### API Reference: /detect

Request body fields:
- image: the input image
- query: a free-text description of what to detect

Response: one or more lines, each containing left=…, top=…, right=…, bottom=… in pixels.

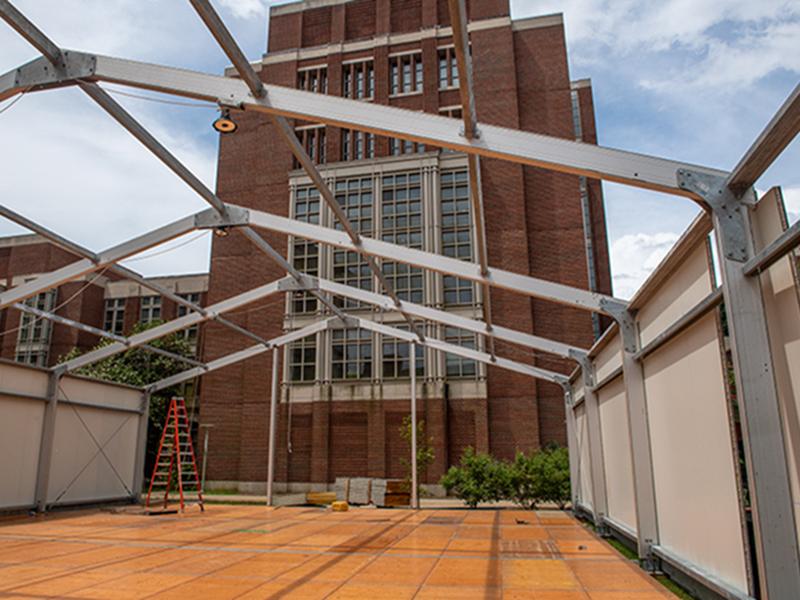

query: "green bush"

left=442, top=445, right=571, bottom=509
left=440, top=447, right=511, bottom=508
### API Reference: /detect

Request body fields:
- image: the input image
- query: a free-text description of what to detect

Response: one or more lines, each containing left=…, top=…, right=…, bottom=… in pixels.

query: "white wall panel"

left=637, top=241, right=714, bottom=347
left=751, top=187, right=800, bottom=545
left=644, top=313, right=749, bottom=592
left=597, top=376, right=637, bottom=532
left=594, top=332, right=622, bottom=384
left=0, top=395, right=43, bottom=509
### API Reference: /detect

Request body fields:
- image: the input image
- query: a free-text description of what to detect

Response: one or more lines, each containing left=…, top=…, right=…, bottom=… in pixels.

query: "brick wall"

left=201, top=0, right=612, bottom=487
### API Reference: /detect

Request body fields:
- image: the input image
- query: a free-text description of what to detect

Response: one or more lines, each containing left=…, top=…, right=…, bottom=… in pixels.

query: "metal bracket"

left=10, top=51, right=95, bottom=93
left=194, top=205, right=249, bottom=229
left=599, top=299, right=638, bottom=353
left=677, top=168, right=749, bottom=262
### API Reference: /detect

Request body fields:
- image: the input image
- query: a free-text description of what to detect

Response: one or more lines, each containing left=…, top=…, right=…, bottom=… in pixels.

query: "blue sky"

left=0, top=0, right=797, bottom=298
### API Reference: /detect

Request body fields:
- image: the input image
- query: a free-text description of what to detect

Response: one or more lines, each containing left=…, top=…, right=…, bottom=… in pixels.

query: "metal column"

left=410, top=342, right=419, bottom=510
left=266, top=347, right=280, bottom=507
left=34, top=370, right=62, bottom=512
left=131, top=391, right=151, bottom=502
left=582, top=363, right=609, bottom=533
left=679, top=170, right=800, bottom=599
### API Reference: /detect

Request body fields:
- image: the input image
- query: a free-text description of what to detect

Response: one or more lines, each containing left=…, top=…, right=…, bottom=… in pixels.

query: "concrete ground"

left=0, top=505, right=673, bottom=599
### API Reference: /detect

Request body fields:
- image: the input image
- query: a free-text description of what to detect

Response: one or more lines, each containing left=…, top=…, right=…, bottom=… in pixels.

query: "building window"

left=390, top=52, right=423, bottom=96
left=389, top=137, right=426, bottom=156
left=343, top=60, right=374, bottom=100
left=382, top=325, right=424, bottom=379
left=140, top=296, right=161, bottom=324
left=104, top=298, right=125, bottom=336
left=295, top=126, right=326, bottom=166
left=440, top=170, right=474, bottom=305
left=570, top=89, right=583, bottom=141
left=15, top=289, right=56, bottom=367
left=297, top=65, right=328, bottom=94
left=440, top=105, right=463, bottom=119
left=333, top=177, right=373, bottom=307
left=331, top=328, right=372, bottom=380
left=177, top=292, right=201, bottom=352
left=341, top=130, right=375, bottom=161
left=438, top=47, right=460, bottom=89
left=444, top=327, right=477, bottom=378
left=289, top=335, right=316, bottom=382
left=292, top=186, right=321, bottom=314
left=381, top=172, right=424, bottom=303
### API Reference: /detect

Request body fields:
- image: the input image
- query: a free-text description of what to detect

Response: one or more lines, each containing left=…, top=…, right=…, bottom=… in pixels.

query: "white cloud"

left=783, top=186, right=800, bottom=225
left=218, top=0, right=271, bottom=19
left=610, top=232, right=680, bottom=299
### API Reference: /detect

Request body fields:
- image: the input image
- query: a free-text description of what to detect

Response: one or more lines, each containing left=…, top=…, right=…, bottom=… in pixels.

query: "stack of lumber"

left=305, top=491, right=337, bottom=505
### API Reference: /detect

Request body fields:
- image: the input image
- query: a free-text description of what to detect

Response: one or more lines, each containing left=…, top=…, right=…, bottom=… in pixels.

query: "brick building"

left=0, top=234, right=208, bottom=368
left=200, top=0, right=612, bottom=493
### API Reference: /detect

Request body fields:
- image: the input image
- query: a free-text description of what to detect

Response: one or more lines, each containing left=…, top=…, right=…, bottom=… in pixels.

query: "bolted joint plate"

left=194, top=205, right=249, bottom=229
left=677, top=168, right=748, bottom=262
left=278, top=275, right=319, bottom=293
left=7, top=52, right=95, bottom=95
left=599, top=298, right=639, bottom=353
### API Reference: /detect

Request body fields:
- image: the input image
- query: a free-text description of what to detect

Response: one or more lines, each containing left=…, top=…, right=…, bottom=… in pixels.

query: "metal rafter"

left=0, top=211, right=206, bottom=310
left=0, top=52, right=729, bottom=198
left=188, top=0, right=426, bottom=343
left=15, top=302, right=205, bottom=370
left=728, top=83, right=800, bottom=193
left=0, top=0, right=61, bottom=65
left=240, top=204, right=626, bottom=315
left=447, top=0, right=495, bottom=360
left=0, top=204, right=275, bottom=351
left=58, top=278, right=289, bottom=374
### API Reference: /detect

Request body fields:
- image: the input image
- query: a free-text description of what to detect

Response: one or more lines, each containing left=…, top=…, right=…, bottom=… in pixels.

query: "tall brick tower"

left=200, top=0, right=612, bottom=494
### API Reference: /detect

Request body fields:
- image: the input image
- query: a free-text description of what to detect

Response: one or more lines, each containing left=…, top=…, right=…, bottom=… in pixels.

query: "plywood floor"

left=0, top=505, right=672, bottom=599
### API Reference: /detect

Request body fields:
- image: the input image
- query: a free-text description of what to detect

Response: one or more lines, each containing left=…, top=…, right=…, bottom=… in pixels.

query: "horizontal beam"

left=0, top=209, right=211, bottom=310
left=728, top=83, right=800, bottom=192
left=14, top=302, right=204, bottom=369
left=59, top=278, right=288, bottom=373
left=344, top=316, right=569, bottom=385
left=2, top=51, right=729, bottom=198
left=148, top=318, right=332, bottom=392
left=743, top=218, right=800, bottom=276
left=633, top=288, right=724, bottom=362
left=0, top=204, right=277, bottom=350
left=291, top=276, right=587, bottom=360
left=242, top=204, right=624, bottom=315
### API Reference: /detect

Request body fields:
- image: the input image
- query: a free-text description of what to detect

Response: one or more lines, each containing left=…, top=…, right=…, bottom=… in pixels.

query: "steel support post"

left=410, top=342, right=419, bottom=509
left=678, top=170, right=800, bottom=599
left=132, top=391, right=151, bottom=502
left=267, top=347, right=279, bottom=507
left=200, top=425, right=213, bottom=494
left=582, top=360, right=609, bottom=534
left=34, top=370, right=62, bottom=512
left=611, top=309, right=659, bottom=570
left=561, top=385, right=580, bottom=510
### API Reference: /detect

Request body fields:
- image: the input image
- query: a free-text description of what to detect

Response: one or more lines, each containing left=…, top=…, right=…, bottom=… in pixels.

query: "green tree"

left=59, top=321, right=198, bottom=484
left=399, top=416, right=435, bottom=498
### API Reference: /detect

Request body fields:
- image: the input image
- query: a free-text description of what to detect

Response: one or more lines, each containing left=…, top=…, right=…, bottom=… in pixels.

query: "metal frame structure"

left=0, top=1, right=798, bottom=596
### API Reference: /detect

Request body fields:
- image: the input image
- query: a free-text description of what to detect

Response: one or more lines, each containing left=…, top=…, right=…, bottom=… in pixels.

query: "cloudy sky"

left=0, top=0, right=797, bottom=298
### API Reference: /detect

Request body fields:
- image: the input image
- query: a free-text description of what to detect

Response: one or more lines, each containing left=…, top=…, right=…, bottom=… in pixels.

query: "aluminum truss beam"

left=0, top=0, right=61, bottom=65
left=345, top=317, right=568, bottom=384
left=0, top=204, right=275, bottom=351
left=0, top=210, right=212, bottom=310
left=447, top=0, right=495, bottom=359
left=743, top=216, right=800, bottom=276
left=286, top=275, right=587, bottom=360
left=14, top=302, right=205, bottom=370
left=76, top=80, right=348, bottom=323
left=188, top=0, right=424, bottom=342
left=148, top=318, right=333, bottom=392
left=59, top=278, right=288, bottom=373
left=0, top=51, right=729, bottom=198
left=728, top=83, right=800, bottom=193
left=242, top=204, right=626, bottom=315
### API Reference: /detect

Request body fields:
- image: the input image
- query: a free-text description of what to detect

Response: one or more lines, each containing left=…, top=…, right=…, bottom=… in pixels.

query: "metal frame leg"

left=411, top=342, right=419, bottom=510
left=34, top=370, right=62, bottom=512
left=266, top=347, right=279, bottom=507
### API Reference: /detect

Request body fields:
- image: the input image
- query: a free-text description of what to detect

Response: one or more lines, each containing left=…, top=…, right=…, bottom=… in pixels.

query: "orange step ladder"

left=146, top=397, right=204, bottom=513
